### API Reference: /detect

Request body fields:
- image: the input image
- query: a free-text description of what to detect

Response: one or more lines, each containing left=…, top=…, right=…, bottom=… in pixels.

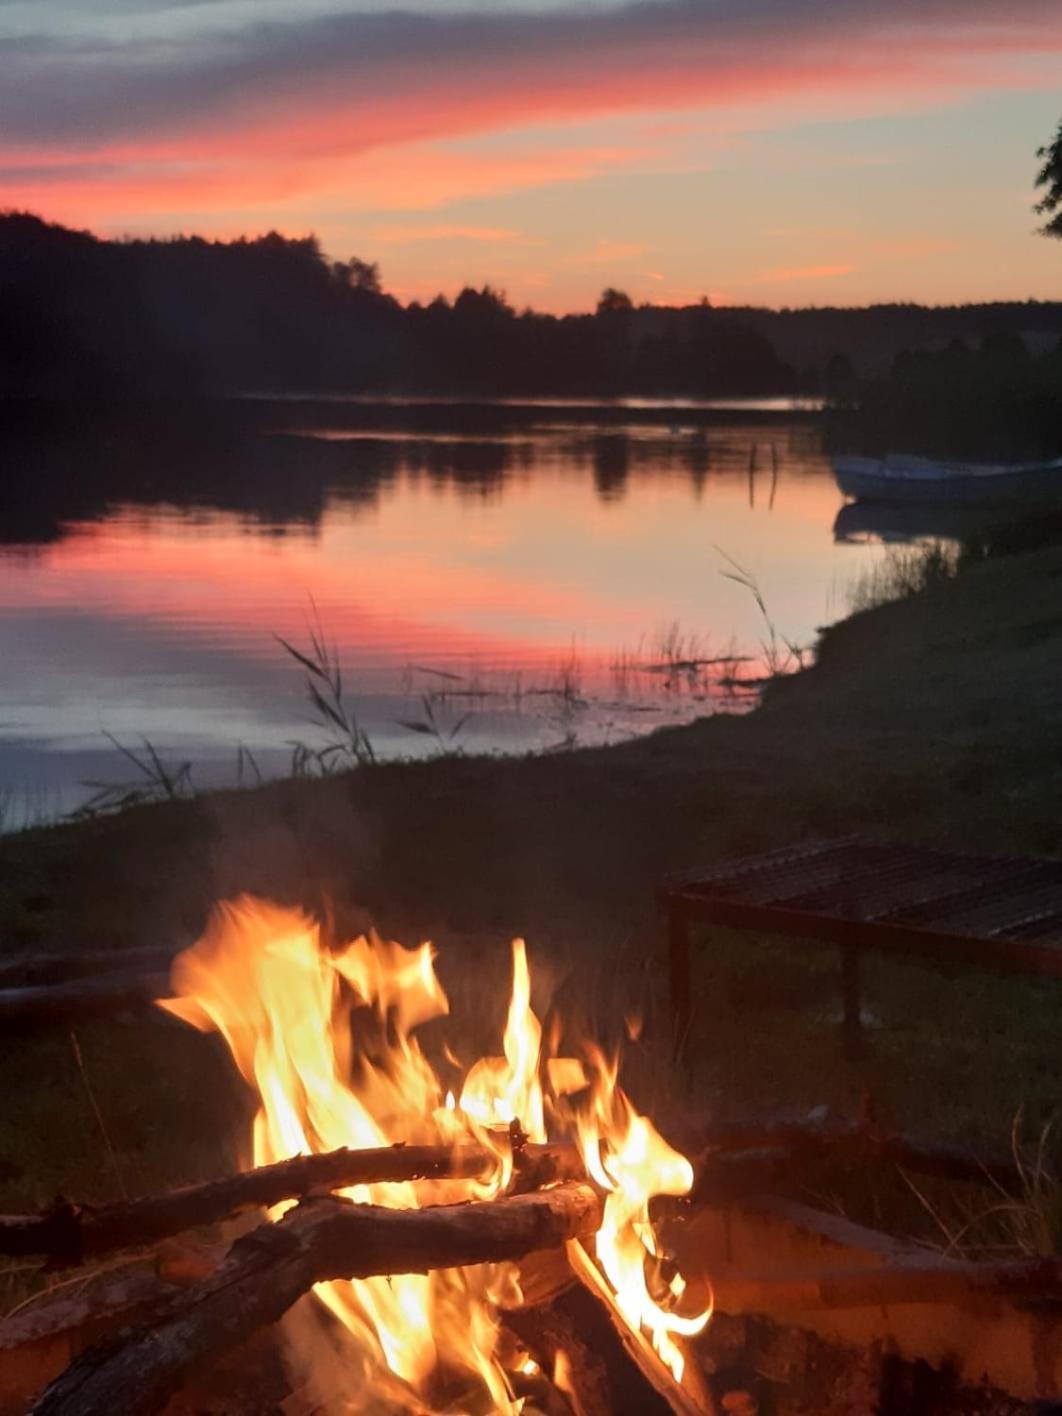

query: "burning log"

left=0, top=1140, right=580, bottom=1265
left=6, top=1113, right=1026, bottom=1267
left=566, top=1241, right=715, bottom=1416
left=31, top=1182, right=602, bottom=1416
left=505, top=1280, right=672, bottom=1416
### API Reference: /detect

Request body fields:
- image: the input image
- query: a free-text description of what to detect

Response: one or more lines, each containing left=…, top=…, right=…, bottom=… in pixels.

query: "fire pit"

left=24, top=897, right=713, bottom=1415
left=3, top=896, right=1060, bottom=1414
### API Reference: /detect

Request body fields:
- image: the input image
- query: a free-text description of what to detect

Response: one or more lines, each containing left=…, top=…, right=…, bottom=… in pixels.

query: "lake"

left=0, top=400, right=894, bottom=826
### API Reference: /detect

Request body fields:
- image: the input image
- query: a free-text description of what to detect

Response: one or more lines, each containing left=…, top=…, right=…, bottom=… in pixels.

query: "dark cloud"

left=1, top=0, right=1059, bottom=153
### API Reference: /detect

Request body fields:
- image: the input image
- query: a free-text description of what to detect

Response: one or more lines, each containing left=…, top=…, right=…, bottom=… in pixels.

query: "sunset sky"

left=3, top=0, right=1062, bottom=311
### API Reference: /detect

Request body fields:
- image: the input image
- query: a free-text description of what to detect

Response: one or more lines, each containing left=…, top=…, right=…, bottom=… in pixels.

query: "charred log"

left=506, top=1279, right=676, bottom=1416
left=0, top=1141, right=580, bottom=1265
left=566, top=1240, right=715, bottom=1416
left=31, top=1182, right=602, bottom=1416
left=2, top=1113, right=1036, bottom=1270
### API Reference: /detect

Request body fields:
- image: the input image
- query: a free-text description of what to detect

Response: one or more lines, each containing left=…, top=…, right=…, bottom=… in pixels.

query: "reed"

left=846, top=541, right=958, bottom=614
left=277, top=609, right=376, bottom=774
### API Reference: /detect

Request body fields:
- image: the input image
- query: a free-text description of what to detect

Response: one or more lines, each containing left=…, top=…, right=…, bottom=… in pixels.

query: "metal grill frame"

left=661, top=838, right=1062, bottom=1063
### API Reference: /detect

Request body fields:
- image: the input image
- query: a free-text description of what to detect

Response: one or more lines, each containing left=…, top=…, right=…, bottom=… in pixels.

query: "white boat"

left=833, top=453, right=1062, bottom=505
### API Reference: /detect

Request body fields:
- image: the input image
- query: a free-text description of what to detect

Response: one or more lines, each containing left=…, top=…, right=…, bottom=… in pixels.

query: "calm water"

left=0, top=405, right=893, bottom=825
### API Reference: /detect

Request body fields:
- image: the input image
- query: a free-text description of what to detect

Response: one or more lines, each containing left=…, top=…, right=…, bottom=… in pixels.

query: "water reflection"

left=0, top=404, right=887, bottom=825
left=833, top=499, right=990, bottom=545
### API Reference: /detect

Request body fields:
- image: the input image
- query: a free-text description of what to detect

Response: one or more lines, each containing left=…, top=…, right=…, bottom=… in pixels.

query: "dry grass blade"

left=278, top=608, right=375, bottom=773
left=69, top=735, right=194, bottom=819
left=899, top=1110, right=1061, bottom=1260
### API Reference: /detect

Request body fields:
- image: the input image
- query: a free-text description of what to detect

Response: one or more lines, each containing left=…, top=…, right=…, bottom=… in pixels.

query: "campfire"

left=41, top=897, right=713, bottom=1414
left=9, top=895, right=1060, bottom=1414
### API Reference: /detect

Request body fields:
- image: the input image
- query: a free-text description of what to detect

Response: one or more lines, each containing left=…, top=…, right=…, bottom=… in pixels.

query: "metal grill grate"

left=662, top=839, right=1062, bottom=1063
left=667, top=839, right=1062, bottom=950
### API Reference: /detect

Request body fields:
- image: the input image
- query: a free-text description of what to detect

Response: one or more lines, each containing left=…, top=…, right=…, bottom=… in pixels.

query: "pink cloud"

left=0, top=142, right=649, bottom=229
left=2, top=0, right=1060, bottom=229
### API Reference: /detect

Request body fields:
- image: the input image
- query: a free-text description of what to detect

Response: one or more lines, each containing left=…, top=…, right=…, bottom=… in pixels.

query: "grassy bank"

left=1, top=538, right=1060, bottom=1237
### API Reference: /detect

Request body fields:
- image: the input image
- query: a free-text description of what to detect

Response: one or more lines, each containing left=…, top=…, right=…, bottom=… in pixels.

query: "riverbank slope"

left=1, top=540, right=1060, bottom=1208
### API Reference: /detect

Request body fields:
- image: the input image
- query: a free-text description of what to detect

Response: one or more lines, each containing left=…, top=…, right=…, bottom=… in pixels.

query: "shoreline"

left=0, top=538, right=1059, bottom=1209
left=3, top=536, right=1059, bottom=947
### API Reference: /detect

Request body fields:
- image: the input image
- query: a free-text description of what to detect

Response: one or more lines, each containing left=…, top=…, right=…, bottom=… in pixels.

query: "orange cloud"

left=566, top=239, right=650, bottom=266
left=757, top=263, right=857, bottom=283
left=370, top=224, right=536, bottom=246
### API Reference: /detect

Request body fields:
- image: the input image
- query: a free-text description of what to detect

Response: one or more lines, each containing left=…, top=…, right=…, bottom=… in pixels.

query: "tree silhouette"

left=1035, top=118, right=1062, bottom=238
left=596, top=287, right=633, bottom=315
left=334, top=257, right=383, bottom=294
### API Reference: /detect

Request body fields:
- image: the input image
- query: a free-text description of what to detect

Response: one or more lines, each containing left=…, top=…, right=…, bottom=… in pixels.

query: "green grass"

left=681, top=926, right=1060, bottom=1141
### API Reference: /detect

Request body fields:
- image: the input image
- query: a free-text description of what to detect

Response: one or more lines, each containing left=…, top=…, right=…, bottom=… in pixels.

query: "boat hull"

left=833, top=455, right=1062, bottom=505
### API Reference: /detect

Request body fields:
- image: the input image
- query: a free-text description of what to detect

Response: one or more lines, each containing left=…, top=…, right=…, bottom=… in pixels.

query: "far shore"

left=0, top=392, right=823, bottom=440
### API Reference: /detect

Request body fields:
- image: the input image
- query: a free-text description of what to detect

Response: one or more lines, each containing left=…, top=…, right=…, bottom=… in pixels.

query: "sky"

left=2, top=0, right=1062, bottom=311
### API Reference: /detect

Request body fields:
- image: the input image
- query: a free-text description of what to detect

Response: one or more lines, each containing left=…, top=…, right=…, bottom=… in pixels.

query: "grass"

left=394, top=694, right=473, bottom=754
left=70, top=733, right=194, bottom=820
left=715, top=551, right=810, bottom=678
left=277, top=611, right=376, bottom=774
left=846, top=540, right=959, bottom=614
left=0, top=537, right=1059, bottom=1281
left=901, top=1114, right=1062, bottom=1261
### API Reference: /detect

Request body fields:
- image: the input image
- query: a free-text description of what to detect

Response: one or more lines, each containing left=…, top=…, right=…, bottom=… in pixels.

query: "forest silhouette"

left=5, top=211, right=1062, bottom=405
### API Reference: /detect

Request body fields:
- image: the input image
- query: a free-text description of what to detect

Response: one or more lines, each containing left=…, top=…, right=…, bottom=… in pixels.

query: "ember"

left=157, top=896, right=711, bottom=1413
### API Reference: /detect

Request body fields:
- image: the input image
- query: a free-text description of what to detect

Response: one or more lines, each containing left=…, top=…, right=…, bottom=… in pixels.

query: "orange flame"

left=160, top=896, right=709, bottom=1409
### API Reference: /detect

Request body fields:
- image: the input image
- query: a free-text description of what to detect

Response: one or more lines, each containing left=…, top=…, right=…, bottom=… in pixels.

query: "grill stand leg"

left=842, top=944, right=864, bottom=1062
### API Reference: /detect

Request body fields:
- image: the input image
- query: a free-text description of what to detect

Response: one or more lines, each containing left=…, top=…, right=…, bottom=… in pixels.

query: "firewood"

left=0, top=1140, right=581, bottom=1264
left=506, top=1278, right=675, bottom=1416
left=566, top=1240, right=715, bottom=1416
left=30, top=1181, right=602, bottom=1416
left=2, top=1115, right=1029, bottom=1270
left=0, top=1260, right=210, bottom=1416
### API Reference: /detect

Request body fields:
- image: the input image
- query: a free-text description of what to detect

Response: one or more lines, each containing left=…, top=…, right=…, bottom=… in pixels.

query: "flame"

left=571, top=1045, right=712, bottom=1382
left=160, top=896, right=709, bottom=1410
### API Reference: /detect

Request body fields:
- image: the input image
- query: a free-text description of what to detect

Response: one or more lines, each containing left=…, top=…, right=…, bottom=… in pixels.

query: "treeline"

left=0, top=213, right=793, bottom=399
left=737, top=302, right=1062, bottom=378
left=826, top=334, right=1062, bottom=460
left=5, top=213, right=1062, bottom=416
